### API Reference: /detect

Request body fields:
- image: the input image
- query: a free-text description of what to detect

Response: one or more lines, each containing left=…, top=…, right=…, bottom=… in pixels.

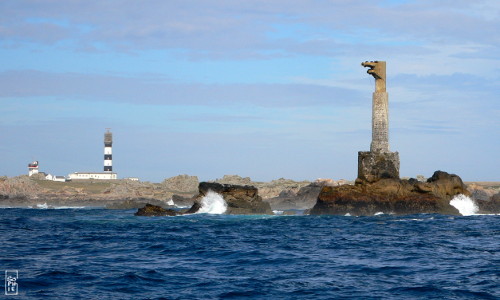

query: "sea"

left=0, top=195, right=498, bottom=299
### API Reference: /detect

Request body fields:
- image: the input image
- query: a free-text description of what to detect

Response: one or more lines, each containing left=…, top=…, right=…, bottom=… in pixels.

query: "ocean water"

left=0, top=205, right=498, bottom=299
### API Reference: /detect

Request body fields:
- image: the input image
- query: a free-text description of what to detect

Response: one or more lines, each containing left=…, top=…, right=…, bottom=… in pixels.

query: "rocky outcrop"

left=0, top=175, right=201, bottom=208
left=136, top=182, right=273, bottom=216
left=162, top=175, right=199, bottom=193
left=265, top=179, right=354, bottom=210
left=476, top=197, right=500, bottom=214
left=467, top=182, right=499, bottom=202
left=310, top=171, right=471, bottom=216
left=105, top=198, right=173, bottom=210
left=190, top=182, right=273, bottom=215
left=0, top=176, right=40, bottom=200
left=214, top=175, right=310, bottom=199
left=134, top=204, right=179, bottom=216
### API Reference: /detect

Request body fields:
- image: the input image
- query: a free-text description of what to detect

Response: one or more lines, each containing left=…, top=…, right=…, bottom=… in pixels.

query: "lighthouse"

left=28, top=161, right=39, bottom=176
left=104, top=129, right=113, bottom=172
left=357, top=61, right=400, bottom=183
left=67, top=129, right=118, bottom=180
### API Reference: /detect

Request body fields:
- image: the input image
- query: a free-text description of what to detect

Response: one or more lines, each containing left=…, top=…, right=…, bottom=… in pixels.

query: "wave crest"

left=196, top=190, right=227, bottom=214
left=450, top=194, right=478, bottom=216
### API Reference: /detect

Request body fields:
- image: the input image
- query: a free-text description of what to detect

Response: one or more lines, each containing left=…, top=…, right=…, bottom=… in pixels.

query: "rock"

left=214, top=175, right=253, bottom=186
left=188, top=182, right=273, bottom=215
left=134, top=204, right=179, bottom=216
left=213, top=175, right=310, bottom=199
left=492, top=192, right=500, bottom=202
left=266, top=182, right=324, bottom=210
left=310, top=171, right=471, bottom=216
left=106, top=198, right=172, bottom=210
left=265, top=179, right=355, bottom=210
left=162, top=175, right=199, bottom=193
left=424, top=171, right=470, bottom=200
left=467, top=183, right=498, bottom=202
left=476, top=197, right=500, bottom=214
left=171, top=194, right=195, bottom=207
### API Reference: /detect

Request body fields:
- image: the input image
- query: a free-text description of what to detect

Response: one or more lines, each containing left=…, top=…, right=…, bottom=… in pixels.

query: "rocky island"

left=308, top=61, right=498, bottom=216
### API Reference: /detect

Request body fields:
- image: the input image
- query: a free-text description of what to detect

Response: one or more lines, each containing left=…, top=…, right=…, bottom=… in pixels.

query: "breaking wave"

left=450, top=194, right=478, bottom=216
left=34, top=203, right=89, bottom=209
left=196, top=190, right=227, bottom=214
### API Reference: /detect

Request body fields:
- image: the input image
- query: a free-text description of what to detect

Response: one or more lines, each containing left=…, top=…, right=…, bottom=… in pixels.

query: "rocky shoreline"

left=1, top=174, right=499, bottom=215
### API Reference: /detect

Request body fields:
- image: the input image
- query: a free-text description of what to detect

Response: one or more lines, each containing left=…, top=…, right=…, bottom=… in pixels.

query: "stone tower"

left=357, top=61, right=400, bottom=183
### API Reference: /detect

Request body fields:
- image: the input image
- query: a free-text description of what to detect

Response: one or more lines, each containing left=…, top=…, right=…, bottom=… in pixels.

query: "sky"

left=1, top=0, right=499, bottom=182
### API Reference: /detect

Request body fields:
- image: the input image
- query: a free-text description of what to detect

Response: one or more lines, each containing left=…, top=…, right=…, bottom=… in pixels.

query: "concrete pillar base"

left=357, top=151, right=400, bottom=183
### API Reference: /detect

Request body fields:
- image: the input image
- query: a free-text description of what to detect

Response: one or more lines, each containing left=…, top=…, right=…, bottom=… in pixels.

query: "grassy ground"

left=34, top=180, right=112, bottom=194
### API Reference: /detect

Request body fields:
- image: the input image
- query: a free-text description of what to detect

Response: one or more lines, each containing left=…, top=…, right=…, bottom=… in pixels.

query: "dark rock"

left=310, top=171, right=470, bottom=216
left=134, top=204, right=179, bottom=216
left=106, top=198, right=171, bottom=210
left=470, top=189, right=490, bottom=202
left=184, top=202, right=201, bottom=214
left=476, top=197, right=500, bottom=214
left=188, top=182, right=273, bottom=215
left=171, top=194, right=195, bottom=206
left=492, top=192, right=500, bottom=202
left=265, top=182, right=325, bottom=210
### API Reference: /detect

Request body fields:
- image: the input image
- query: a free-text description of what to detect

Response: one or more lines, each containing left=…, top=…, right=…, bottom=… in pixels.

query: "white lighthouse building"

left=104, top=129, right=113, bottom=172
left=28, top=161, right=39, bottom=176
left=67, top=129, right=117, bottom=180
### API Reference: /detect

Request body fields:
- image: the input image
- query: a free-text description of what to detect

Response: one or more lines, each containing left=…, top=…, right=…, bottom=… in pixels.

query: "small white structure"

left=45, top=174, right=67, bottom=182
left=68, top=172, right=117, bottom=180
left=124, top=177, right=140, bottom=181
left=28, top=161, right=39, bottom=176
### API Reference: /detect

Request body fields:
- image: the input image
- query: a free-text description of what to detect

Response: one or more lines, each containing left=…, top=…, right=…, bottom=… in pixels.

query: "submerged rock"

left=134, top=204, right=179, bottom=216
left=310, top=171, right=471, bottom=216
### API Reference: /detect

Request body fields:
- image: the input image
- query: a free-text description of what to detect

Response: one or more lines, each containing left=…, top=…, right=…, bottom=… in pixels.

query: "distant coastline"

left=1, top=174, right=499, bottom=212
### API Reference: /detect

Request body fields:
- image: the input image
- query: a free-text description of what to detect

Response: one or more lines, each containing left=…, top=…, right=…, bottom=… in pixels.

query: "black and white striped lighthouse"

left=104, top=129, right=113, bottom=172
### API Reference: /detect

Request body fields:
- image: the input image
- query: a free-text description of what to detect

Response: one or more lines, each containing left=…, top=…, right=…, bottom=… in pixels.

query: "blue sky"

left=1, top=0, right=499, bottom=182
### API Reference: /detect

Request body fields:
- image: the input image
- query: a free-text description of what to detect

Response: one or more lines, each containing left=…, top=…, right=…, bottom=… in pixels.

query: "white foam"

left=450, top=194, right=479, bottom=216
left=374, top=212, right=384, bottom=216
left=273, top=210, right=284, bottom=215
left=166, top=199, right=175, bottom=206
left=36, top=203, right=49, bottom=209
left=53, top=206, right=87, bottom=209
left=196, top=190, right=227, bottom=214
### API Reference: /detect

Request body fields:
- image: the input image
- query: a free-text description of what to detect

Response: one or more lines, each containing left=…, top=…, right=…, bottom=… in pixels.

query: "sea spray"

left=450, top=194, right=478, bottom=216
left=197, top=190, right=227, bottom=214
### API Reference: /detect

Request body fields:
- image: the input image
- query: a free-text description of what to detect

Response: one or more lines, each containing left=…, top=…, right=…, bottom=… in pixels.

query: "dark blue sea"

left=0, top=208, right=498, bottom=299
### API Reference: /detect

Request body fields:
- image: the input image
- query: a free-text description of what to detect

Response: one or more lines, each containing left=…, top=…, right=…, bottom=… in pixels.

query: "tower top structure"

left=104, top=129, right=112, bottom=147
left=361, top=61, right=386, bottom=93
left=357, top=60, right=400, bottom=183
